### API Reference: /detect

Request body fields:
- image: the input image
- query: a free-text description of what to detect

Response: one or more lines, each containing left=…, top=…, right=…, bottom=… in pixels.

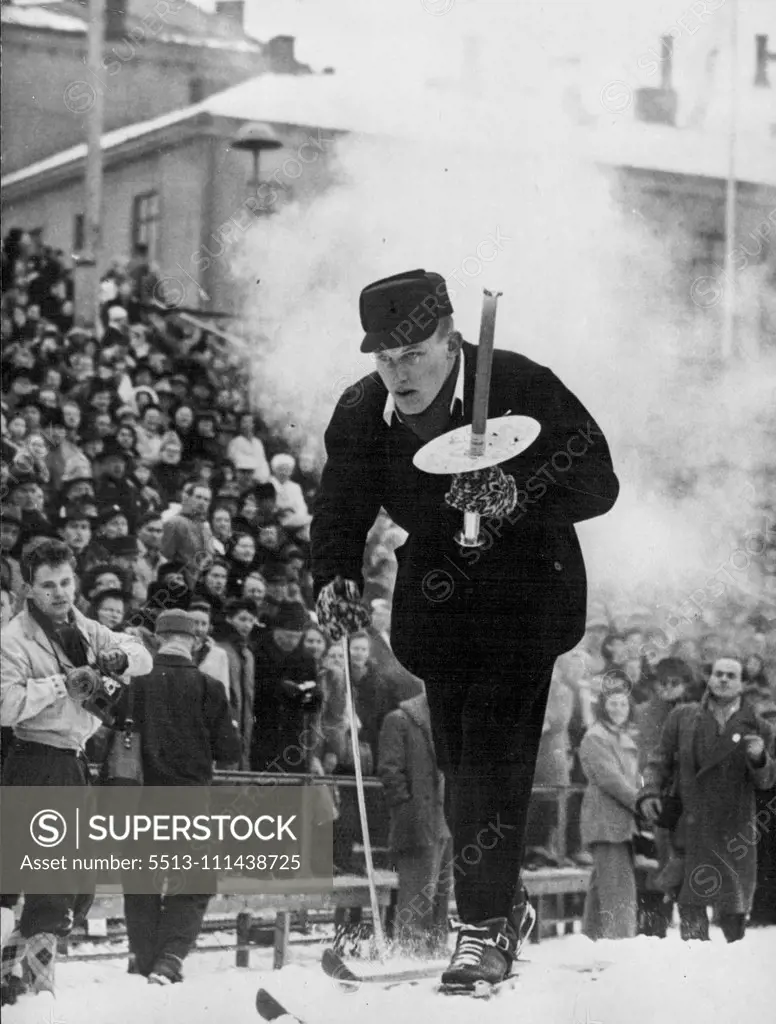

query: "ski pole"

left=341, top=633, right=387, bottom=957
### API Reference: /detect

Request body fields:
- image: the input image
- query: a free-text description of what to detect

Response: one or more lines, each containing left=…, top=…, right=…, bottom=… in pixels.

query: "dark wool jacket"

left=312, top=342, right=619, bottom=670
left=251, top=632, right=319, bottom=773
left=126, top=651, right=241, bottom=785
left=641, top=695, right=776, bottom=913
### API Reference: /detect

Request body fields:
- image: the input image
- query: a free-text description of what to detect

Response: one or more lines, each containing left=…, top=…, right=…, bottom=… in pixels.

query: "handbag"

left=103, top=685, right=143, bottom=787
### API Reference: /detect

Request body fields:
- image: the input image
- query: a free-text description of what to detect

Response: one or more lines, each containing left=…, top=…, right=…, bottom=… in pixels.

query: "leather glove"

left=64, top=666, right=103, bottom=702
left=445, top=465, right=518, bottom=518
left=97, top=649, right=129, bottom=675
left=316, top=576, right=371, bottom=642
left=637, top=795, right=663, bottom=826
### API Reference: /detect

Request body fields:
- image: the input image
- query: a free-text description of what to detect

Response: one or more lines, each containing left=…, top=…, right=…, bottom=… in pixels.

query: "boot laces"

left=449, top=927, right=489, bottom=968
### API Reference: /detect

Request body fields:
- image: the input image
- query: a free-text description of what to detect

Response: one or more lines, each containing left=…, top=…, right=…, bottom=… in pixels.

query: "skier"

left=312, top=269, right=619, bottom=989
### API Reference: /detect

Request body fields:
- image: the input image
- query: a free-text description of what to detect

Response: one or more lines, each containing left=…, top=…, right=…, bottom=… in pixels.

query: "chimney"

left=105, top=0, right=126, bottom=41
left=755, top=35, right=776, bottom=87
left=634, top=36, right=677, bottom=126
left=215, top=1, right=245, bottom=28
left=267, top=35, right=296, bottom=73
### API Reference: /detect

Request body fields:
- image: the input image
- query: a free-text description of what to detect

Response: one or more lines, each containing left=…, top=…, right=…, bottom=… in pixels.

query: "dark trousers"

left=638, top=890, right=672, bottom=938
left=422, top=647, right=555, bottom=923
left=123, top=879, right=212, bottom=976
left=2, top=740, right=94, bottom=938
left=678, top=904, right=747, bottom=943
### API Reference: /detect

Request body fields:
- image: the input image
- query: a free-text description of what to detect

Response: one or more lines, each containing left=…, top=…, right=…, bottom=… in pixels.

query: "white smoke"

left=229, top=0, right=775, bottom=623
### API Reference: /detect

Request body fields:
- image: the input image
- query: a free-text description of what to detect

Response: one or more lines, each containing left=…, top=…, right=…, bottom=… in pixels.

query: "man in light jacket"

left=0, top=538, right=152, bottom=1003
left=161, top=479, right=216, bottom=589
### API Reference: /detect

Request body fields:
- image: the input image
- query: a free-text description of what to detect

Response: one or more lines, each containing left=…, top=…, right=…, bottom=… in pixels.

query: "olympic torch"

left=413, top=288, right=541, bottom=546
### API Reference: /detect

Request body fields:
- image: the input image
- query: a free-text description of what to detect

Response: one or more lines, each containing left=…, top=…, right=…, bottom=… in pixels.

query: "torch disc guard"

left=412, top=415, right=541, bottom=475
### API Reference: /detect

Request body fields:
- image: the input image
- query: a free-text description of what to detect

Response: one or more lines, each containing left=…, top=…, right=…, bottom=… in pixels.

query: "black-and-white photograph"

left=1, top=1, right=774, bottom=1022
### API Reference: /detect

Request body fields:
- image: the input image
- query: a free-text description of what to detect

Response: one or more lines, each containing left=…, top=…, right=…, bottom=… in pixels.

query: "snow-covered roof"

left=1, top=4, right=86, bottom=33
left=1, top=0, right=264, bottom=52
left=3, top=70, right=775, bottom=193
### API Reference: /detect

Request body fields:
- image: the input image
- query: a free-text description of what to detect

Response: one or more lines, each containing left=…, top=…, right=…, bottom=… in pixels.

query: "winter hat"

left=108, top=305, right=129, bottom=324
left=100, top=535, right=140, bottom=557
left=96, top=504, right=127, bottom=528
left=254, top=482, right=277, bottom=501
left=262, top=562, right=289, bottom=584
left=56, top=501, right=99, bottom=526
left=155, top=609, right=197, bottom=637
left=270, top=453, right=296, bottom=473
left=94, top=437, right=131, bottom=463
left=273, top=601, right=309, bottom=633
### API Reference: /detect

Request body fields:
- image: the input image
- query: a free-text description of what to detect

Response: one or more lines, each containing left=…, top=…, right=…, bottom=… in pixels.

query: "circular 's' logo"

left=30, top=809, right=67, bottom=848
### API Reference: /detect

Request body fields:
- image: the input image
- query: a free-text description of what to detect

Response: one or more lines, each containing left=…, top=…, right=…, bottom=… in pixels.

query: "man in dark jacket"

left=312, top=269, right=619, bottom=987
left=251, top=601, right=320, bottom=773
left=640, top=654, right=776, bottom=944
left=122, top=610, right=241, bottom=984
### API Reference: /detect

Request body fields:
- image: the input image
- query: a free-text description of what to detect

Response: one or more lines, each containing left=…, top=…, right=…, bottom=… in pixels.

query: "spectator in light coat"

left=161, top=480, right=215, bottom=589
left=579, top=683, right=640, bottom=940
left=227, top=414, right=270, bottom=484
left=218, top=598, right=257, bottom=771
left=189, top=600, right=231, bottom=701
left=270, top=453, right=312, bottom=537
left=525, top=660, right=574, bottom=868
left=378, top=691, right=452, bottom=954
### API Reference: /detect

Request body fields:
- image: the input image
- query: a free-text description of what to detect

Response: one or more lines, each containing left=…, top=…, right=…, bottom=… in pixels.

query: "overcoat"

left=579, top=720, right=640, bottom=846
left=378, top=694, right=451, bottom=853
left=642, top=696, right=776, bottom=913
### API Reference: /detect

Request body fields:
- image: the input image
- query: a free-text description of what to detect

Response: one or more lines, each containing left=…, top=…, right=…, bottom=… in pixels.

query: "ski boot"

left=440, top=917, right=517, bottom=993
left=148, top=953, right=183, bottom=985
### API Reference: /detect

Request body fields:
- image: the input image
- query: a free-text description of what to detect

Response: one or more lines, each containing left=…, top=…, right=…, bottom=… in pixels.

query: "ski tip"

left=321, top=948, right=359, bottom=984
left=256, top=987, right=290, bottom=1021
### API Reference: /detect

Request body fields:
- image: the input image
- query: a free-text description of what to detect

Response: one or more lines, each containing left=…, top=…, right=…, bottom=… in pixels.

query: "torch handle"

left=470, top=289, right=502, bottom=458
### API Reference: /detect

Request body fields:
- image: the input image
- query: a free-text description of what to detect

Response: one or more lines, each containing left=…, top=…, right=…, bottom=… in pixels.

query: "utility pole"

left=74, top=0, right=105, bottom=331
left=721, top=0, right=738, bottom=360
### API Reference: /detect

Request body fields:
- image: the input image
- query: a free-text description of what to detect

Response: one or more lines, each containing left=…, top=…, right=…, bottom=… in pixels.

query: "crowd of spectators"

left=0, top=227, right=417, bottom=876
left=2, top=225, right=775, bottom=943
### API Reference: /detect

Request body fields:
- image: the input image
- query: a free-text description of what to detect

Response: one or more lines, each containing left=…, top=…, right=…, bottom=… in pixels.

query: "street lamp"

left=231, top=122, right=283, bottom=211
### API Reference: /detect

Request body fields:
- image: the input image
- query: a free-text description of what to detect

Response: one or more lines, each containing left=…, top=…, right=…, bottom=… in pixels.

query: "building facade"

left=1, top=0, right=309, bottom=174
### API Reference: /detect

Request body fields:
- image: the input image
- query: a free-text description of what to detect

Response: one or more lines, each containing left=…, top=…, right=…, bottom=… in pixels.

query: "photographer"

left=0, top=538, right=151, bottom=1001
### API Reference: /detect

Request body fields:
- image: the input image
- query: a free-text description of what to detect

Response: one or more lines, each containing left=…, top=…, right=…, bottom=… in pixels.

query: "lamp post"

left=73, top=0, right=105, bottom=331
left=231, top=122, right=283, bottom=213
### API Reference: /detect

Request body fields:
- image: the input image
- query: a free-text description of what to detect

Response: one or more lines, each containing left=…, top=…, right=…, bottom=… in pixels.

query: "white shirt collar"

left=382, top=349, right=465, bottom=426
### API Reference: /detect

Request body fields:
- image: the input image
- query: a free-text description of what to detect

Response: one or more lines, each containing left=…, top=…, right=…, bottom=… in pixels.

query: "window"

left=132, top=192, right=160, bottom=261
left=73, top=213, right=85, bottom=253
left=189, top=77, right=205, bottom=103
left=691, top=231, right=725, bottom=280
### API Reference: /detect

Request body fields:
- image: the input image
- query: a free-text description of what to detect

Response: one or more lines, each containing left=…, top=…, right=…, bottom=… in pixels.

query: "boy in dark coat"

left=121, top=610, right=241, bottom=983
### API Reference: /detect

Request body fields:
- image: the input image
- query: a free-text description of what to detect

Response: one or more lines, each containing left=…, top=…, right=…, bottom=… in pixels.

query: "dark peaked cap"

left=359, top=269, right=453, bottom=353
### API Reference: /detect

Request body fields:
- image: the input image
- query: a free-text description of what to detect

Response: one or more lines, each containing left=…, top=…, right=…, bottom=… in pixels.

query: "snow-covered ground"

left=4, top=926, right=774, bottom=1024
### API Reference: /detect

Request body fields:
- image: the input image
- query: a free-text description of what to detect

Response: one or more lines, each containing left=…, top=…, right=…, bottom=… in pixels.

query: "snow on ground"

left=3, top=926, right=774, bottom=1024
